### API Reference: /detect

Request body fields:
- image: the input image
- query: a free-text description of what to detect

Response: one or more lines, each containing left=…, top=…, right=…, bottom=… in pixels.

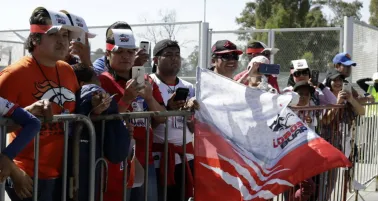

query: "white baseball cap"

left=247, top=55, right=270, bottom=70
left=373, top=72, right=378, bottom=81
left=106, top=29, right=137, bottom=51
left=60, top=10, right=96, bottom=39
left=291, top=59, right=309, bottom=72
left=30, top=7, right=84, bottom=39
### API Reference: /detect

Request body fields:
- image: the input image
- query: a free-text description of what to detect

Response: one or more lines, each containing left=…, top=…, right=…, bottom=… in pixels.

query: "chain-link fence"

left=209, top=29, right=269, bottom=76
left=0, top=22, right=201, bottom=82
left=208, top=27, right=343, bottom=89
left=0, top=29, right=29, bottom=70
left=350, top=20, right=378, bottom=83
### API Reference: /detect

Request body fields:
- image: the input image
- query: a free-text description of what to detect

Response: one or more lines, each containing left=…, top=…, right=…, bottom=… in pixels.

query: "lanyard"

left=33, top=56, right=64, bottom=111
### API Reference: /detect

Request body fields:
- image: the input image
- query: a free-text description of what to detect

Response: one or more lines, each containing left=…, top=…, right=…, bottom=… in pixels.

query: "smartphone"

left=258, top=64, right=280, bottom=75
left=342, top=82, right=352, bottom=93
left=140, top=41, right=150, bottom=52
left=174, top=88, right=190, bottom=101
left=132, top=66, right=145, bottom=88
left=311, top=70, right=319, bottom=85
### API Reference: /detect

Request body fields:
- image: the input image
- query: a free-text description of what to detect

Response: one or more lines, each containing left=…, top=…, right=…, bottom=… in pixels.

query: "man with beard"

left=149, top=39, right=195, bottom=201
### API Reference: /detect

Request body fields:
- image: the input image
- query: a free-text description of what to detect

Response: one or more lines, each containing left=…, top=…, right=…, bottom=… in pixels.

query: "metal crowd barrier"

left=349, top=103, right=378, bottom=200
left=1, top=105, right=377, bottom=201
left=91, top=110, right=193, bottom=201
left=0, top=114, right=96, bottom=201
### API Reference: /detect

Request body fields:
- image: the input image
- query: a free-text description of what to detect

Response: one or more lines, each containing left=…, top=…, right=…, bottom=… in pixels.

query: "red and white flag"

left=194, top=68, right=351, bottom=200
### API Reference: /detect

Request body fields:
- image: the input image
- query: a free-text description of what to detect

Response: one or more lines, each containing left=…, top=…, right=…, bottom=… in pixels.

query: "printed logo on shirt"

left=167, top=88, right=175, bottom=94
left=33, top=80, right=75, bottom=107
left=130, top=97, right=148, bottom=127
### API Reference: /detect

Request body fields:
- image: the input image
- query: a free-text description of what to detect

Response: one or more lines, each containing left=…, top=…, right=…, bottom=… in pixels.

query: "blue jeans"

left=128, top=164, right=158, bottom=201
left=5, top=177, right=62, bottom=201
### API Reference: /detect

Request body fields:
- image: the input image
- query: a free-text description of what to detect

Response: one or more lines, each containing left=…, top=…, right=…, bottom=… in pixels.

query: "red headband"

left=106, top=43, right=115, bottom=51
left=246, top=48, right=264, bottom=54
left=30, top=24, right=53, bottom=33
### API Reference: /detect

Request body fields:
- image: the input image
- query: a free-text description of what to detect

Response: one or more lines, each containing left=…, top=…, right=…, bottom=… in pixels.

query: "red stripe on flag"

left=194, top=120, right=351, bottom=201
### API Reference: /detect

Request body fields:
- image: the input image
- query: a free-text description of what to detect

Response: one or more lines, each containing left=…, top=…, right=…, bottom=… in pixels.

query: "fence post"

left=343, top=16, right=354, bottom=82
left=343, top=16, right=354, bottom=56
left=199, top=22, right=210, bottom=69
left=270, top=30, right=275, bottom=64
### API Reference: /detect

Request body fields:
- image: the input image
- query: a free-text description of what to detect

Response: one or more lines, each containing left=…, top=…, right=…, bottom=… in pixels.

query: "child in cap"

left=284, top=59, right=336, bottom=105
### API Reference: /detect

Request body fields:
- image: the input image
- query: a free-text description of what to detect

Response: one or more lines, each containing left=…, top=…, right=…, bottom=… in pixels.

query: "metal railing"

left=0, top=114, right=96, bottom=201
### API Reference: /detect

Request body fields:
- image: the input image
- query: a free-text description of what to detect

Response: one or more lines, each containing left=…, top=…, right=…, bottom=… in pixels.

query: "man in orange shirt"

left=0, top=7, right=88, bottom=201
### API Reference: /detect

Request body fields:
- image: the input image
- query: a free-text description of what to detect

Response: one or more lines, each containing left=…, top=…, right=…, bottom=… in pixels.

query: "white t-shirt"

left=150, top=74, right=195, bottom=166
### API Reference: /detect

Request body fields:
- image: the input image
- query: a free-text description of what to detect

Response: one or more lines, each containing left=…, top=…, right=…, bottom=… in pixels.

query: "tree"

left=235, top=0, right=362, bottom=73
left=187, top=46, right=199, bottom=68
left=370, top=0, right=378, bottom=26
left=138, top=9, right=194, bottom=47
left=325, top=0, right=363, bottom=26
left=138, top=9, right=197, bottom=76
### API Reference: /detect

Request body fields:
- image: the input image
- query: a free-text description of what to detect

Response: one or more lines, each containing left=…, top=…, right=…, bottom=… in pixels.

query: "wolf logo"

left=269, top=113, right=295, bottom=132
left=33, top=81, right=75, bottom=107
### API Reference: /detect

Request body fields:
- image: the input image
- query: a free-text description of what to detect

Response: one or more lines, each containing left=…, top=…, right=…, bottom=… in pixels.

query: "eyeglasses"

left=293, top=70, right=310, bottom=77
left=215, top=53, right=239, bottom=61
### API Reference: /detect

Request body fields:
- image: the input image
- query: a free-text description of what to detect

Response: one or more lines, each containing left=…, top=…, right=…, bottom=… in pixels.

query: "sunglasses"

left=293, top=70, right=310, bottom=77
left=215, top=53, right=239, bottom=61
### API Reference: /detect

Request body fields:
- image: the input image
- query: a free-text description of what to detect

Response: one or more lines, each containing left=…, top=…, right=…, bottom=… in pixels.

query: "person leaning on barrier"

left=357, top=72, right=378, bottom=102
left=0, top=98, right=41, bottom=183
left=69, top=63, right=131, bottom=201
left=97, top=24, right=166, bottom=201
left=0, top=7, right=109, bottom=201
left=92, top=21, right=149, bottom=75
left=149, top=39, right=198, bottom=201
left=234, top=41, right=280, bottom=93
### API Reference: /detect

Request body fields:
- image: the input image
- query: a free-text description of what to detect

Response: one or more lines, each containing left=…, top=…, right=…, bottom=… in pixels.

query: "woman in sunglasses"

left=284, top=59, right=336, bottom=106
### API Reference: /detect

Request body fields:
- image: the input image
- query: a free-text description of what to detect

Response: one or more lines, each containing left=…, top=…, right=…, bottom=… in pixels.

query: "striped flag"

left=194, top=67, right=351, bottom=200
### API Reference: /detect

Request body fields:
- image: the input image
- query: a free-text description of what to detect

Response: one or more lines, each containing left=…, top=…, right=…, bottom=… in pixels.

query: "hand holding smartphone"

left=257, top=64, right=280, bottom=75
left=132, top=66, right=145, bottom=89
left=342, top=82, right=352, bottom=93
left=173, top=88, right=190, bottom=101
left=311, top=70, right=319, bottom=86
left=139, top=41, right=150, bottom=53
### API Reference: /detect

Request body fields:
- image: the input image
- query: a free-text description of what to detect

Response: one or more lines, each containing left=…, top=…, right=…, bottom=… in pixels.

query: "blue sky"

left=0, top=0, right=372, bottom=59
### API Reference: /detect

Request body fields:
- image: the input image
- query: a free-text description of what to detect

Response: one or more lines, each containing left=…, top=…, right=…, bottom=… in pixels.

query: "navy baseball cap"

left=332, top=53, right=356, bottom=66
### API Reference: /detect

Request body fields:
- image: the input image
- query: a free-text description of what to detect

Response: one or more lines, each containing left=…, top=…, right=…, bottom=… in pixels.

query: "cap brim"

left=294, top=85, right=315, bottom=94
left=87, top=32, right=96, bottom=38
left=329, top=74, right=343, bottom=80
left=340, top=60, right=357, bottom=66
left=263, top=48, right=279, bottom=55
left=215, top=49, right=243, bottom=55
left=293, top=67, right=309, bottom=72
left=112, top=45, right=138, bottom=51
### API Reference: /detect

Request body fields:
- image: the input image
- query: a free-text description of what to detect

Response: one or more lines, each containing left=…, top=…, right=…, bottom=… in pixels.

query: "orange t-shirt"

left=0, top=56, right=79, bottom=179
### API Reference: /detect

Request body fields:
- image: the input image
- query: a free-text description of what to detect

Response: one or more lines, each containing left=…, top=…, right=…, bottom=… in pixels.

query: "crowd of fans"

left=0, top=6, right=378, bottom=201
